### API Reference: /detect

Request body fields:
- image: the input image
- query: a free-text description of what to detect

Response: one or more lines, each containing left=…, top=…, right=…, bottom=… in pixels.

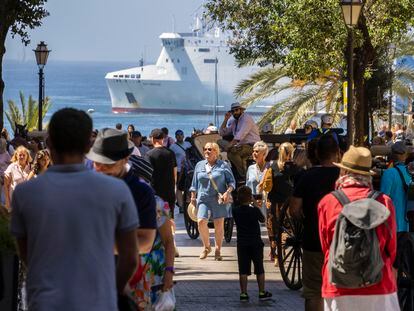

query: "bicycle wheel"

left=183, top=192, right=199, bottom=239
left=276, top=202, right=303, bottom=290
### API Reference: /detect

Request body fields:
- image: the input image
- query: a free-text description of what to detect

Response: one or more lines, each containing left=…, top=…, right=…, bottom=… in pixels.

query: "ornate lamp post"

left=33, top=41, right=51, bottom=131
left=340, top=0, right=363, bottom=145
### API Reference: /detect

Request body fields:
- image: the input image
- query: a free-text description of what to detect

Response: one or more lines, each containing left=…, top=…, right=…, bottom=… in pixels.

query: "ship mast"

left=213, top=57, right=219, bottom=126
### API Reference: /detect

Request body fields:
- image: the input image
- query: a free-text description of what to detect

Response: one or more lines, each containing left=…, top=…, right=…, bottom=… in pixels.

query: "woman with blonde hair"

left=246, top=141, right=269, bottom=212
left=190, top=142, right=236, bottom=260
left=27, top=150, right=51, bottom=180
left=4, top=146, right=32, bottom=210
left=265, top=142, right=297, bottom=261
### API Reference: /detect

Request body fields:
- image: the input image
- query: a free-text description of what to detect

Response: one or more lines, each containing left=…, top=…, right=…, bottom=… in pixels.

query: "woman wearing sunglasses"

left=190, top=142, right=236, bottom=260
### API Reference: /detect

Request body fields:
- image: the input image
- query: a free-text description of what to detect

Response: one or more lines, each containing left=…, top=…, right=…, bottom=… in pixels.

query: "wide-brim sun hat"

left=187, top=202, right=198, bottom=222
left=230, top=102, right=246, bottom=111
left=333, top=145, right=375, bottom=176
left=87, top=128, right=134, bottom=164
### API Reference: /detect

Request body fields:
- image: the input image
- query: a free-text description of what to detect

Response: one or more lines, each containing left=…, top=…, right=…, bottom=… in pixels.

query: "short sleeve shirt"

left=10, top=164, right=138, bottom=311
left=5, top=162, right=30, bottom=191
left=123, top=168, right=157, bottom=229
left=146, top=147, right=177, bottom=204
left=170, top=141, right=191, bottom=172
left=293, top=166, right=339, bottom=251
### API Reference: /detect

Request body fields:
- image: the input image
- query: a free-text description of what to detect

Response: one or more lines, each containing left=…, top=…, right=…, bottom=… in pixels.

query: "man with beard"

left=219, top=102, right=260, bottom=178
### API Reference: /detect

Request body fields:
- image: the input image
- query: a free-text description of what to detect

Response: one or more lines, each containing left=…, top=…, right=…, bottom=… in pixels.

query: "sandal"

left=214, top=249, right=223, bottom=261
left=199, top=246, right=212, bottom=259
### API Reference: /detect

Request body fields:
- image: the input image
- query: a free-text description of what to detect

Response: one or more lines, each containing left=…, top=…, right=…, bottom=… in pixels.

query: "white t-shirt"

left=4, top=162, right=30, bottom=192
left=170, top=141, right=191, bottom=172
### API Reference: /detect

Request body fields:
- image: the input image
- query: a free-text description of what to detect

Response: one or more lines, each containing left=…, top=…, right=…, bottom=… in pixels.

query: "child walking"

left=232, top=185, right=272, bottom=302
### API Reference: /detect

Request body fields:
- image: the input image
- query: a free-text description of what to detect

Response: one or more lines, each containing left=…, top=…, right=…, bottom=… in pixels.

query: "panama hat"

left=333, top=145, right=375, bottom=176
left=230, top=102, right=246, bottom=111
left=87, top=128, right=134, bottom=164
left=187, top=202, right=198, bottom=222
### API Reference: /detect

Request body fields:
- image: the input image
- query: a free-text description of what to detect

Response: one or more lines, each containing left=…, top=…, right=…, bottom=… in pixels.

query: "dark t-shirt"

left=232, top=204, right=265, bottom=246
left=293, top=166, right=339, bottom=252
left=123, top=169, right=157, bottom=229
left=146, top=147, right=177, bottom=204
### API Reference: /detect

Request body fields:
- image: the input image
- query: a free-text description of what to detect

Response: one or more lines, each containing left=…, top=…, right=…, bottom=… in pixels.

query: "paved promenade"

left=173, top=212, right=303, bottom=310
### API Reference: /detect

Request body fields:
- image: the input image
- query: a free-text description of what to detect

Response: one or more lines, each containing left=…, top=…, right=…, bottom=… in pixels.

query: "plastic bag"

left=152, top=289, right=176, bottom=311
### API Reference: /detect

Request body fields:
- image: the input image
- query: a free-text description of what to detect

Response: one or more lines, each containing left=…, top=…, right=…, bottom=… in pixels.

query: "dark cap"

left=150, top=128, right=164, bottom=139
left=175, top=129, right=184, bottom=135
left=131, top=130, right=142, bottom=138
left=391, top=141, right=408, bottom=155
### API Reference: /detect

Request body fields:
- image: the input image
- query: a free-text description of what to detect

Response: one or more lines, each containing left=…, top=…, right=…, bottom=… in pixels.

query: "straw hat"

left=333, top=146, right=375, bottom=176
left=187, top=202, right=198, bottom=222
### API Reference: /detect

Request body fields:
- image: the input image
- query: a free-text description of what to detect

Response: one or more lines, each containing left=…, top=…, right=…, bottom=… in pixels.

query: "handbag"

left=206, top=168, right=233, bottom=204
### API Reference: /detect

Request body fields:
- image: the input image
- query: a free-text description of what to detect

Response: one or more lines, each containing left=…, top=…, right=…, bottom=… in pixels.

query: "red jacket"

left=318, top=186, right=397, bottom=298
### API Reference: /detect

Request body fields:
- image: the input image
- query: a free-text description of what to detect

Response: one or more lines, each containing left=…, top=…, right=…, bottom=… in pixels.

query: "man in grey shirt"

left=10, top=108, right=139, bottom=311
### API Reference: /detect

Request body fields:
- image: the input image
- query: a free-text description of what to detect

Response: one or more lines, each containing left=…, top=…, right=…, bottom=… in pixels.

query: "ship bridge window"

left=131, top=74, right=135, bottom=78
left=125, top=92, right=138, bottom=104
left=125, top=75, right=130, bottom=78
left=204, top=59, right=217, bottom=64
left=166, top=58, right=168, bottom=63
left=171, top=59, right=174, bottom=63
left=199, top=48, right=210, bottom=52
left=137, top=74, right=141, bottom=79
left=119, top=75, right=124, bottom=78
left=114, top=75, right=118, bottom=78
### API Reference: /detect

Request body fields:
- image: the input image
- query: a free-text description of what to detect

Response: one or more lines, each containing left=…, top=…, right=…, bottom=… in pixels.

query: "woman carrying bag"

left=190, top=142, right=236, bottom=261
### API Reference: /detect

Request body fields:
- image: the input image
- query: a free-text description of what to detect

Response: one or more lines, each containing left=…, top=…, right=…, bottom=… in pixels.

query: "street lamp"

left=340, top=0, right=363, bottom=145
left=33, top=41, right=51, bottom=131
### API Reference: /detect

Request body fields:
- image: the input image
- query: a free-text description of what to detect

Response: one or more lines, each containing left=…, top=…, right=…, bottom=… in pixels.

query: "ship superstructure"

left=105, top=20, right=270, bottom=115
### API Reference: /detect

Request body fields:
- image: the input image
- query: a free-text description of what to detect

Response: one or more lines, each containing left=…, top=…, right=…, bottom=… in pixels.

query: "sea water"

left=3, top=60, right=218, bottom=137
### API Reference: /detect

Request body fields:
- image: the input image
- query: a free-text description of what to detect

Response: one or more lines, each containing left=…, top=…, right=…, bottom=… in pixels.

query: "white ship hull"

left=106, top=30, right=272, bottom=115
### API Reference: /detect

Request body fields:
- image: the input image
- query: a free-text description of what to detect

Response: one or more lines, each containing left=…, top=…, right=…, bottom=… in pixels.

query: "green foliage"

left=6, top=1, right=49, bottom=45
left=0, top=213, right=15, bottom=254
left=5, top=91, right=51, bottom=133
left=205, top=0, right=414, bottom=80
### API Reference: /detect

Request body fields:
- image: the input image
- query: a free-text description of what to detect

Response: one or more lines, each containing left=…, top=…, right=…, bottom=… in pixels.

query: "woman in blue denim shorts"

left=190, top=142, right=236, bottom=261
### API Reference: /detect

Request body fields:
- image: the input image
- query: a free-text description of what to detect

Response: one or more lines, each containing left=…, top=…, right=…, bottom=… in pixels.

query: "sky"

left=5, top=0, right=205, bottom=62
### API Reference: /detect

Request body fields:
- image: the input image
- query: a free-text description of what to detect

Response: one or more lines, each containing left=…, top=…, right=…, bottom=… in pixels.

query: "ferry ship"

left=105, top=19, right=271, bottom=116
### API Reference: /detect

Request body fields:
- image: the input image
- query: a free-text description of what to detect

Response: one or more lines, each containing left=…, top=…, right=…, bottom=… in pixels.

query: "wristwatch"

left=165, top=266, right=175, bottom=274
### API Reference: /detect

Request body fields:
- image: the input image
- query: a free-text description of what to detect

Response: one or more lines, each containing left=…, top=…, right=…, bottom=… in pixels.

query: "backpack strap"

left=395, top=166, right=409, bottom=193
left=367, top=190, right=381, bottom=201
left=331, top=189, right=350, bottom=206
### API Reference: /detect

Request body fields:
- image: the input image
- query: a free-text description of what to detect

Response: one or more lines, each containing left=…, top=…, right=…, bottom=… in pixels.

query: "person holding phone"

left=246, top=141, right=269, bottom=213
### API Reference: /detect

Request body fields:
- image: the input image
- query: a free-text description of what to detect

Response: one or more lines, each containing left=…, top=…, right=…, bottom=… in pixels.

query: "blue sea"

left=3, top=60, right=218, bottom=137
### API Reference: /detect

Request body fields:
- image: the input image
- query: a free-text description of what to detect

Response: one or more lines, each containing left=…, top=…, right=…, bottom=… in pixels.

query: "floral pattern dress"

left=126, top=196, right=170, bottom=310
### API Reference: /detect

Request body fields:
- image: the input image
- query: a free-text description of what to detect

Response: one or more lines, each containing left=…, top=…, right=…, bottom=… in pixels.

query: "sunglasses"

left=204, top=147, right=213, bottom=151
left=231, top=108, right=241, bottom=113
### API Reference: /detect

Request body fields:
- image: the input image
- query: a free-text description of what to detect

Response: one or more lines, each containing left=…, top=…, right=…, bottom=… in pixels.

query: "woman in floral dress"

left=126, top=196, right=175, bottom=310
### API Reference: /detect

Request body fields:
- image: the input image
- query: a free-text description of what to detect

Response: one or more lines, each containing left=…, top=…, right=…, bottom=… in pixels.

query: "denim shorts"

left=197, top=201, right=230, bottom=220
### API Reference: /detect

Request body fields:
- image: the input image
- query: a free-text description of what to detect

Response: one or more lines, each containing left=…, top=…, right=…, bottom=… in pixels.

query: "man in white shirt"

left=219, top=102, right=260, bottom=178
left=170, top=130, right=192, bottom=208
left=284, top=120, right=297, bottom=134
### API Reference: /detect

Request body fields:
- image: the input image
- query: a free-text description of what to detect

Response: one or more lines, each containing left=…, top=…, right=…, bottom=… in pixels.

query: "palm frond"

left=234, top=66, right=288, bottom=97
left=240, top=82, right=293, bottom=107
left=19, top=91, right=26, bottom=122
left=27, top=95, right=37, bottom=131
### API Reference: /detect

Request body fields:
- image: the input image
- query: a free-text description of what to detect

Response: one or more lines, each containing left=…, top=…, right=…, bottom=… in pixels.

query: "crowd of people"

left=2, top=103, right=413, bottom=311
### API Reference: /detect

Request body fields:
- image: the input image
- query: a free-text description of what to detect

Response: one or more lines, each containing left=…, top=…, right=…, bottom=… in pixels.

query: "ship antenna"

left=214, top=57, right=219, bottom=126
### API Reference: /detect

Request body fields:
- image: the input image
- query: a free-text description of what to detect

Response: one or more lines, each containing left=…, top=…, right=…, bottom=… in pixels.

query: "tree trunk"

left=352, top=16, right=375, bottom=146
left=0, top=27, right=6, bottom=130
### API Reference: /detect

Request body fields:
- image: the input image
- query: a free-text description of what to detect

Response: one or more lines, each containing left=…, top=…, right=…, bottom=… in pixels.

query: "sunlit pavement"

left=173, top=210, right=304, bottom=310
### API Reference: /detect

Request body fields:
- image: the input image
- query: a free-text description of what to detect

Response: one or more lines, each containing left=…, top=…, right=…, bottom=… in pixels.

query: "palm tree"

left=5, top=91, right=51, bottom=133
left=235, top=66, right=343, bottom=133
left=235, top=34, right=414, bottom=134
